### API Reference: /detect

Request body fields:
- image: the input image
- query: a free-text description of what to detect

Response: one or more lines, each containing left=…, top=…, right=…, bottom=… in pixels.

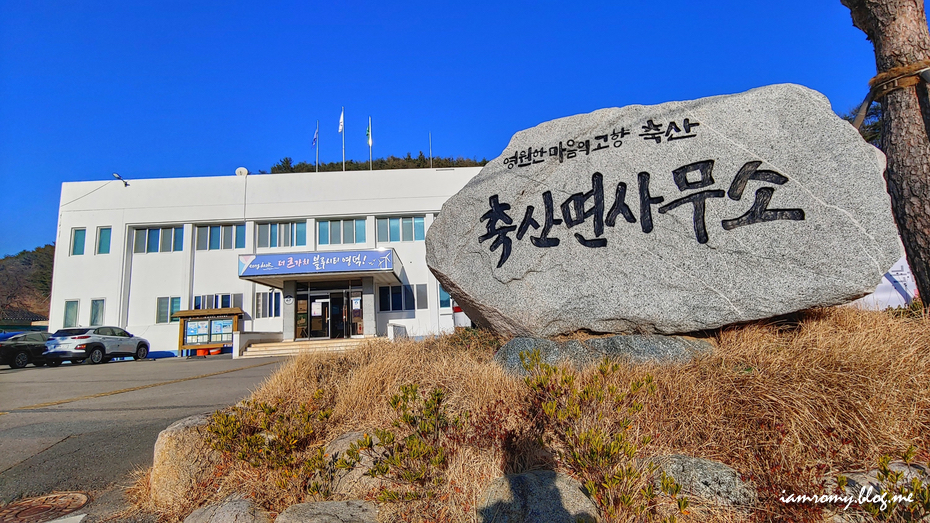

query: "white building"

left=48, top=167, right=481, bottom=356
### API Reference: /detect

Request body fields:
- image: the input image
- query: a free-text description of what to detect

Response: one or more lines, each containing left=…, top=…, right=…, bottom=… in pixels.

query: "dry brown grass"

left=132, top=306, right=930, bottom=522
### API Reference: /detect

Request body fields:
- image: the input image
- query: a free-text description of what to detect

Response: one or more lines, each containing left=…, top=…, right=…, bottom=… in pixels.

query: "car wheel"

left=88, top=347, right=105, bottom=365
left=10, top=351, right=29, bottom=369
left=48, top=360, right=62, bottom=367
left=134, top=344, right=149, bottom=360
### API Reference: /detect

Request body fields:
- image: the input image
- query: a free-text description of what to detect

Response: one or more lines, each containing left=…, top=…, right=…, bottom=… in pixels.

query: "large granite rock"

left=150, top=413, right=223, bottom=511
left=476, top=470, right=598, bottom=522
left=426, top=84, right=901, bottom=337
left=495, top=335, right=713, bottom=375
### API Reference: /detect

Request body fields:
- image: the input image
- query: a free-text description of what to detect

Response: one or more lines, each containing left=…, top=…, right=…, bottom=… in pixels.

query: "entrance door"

left=330, top=293, right=346, bottom=339
left=349, top=290, right=363, bottom=337
left=309, top=296, right=330, bottom=338
left=295, top=295, right=309, bottom=339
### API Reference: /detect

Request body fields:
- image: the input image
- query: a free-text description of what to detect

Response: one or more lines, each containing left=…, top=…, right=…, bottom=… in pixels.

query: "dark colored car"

left=44, top=326, right=150, bottom=365
left=0, top=331, right=52, bottom=368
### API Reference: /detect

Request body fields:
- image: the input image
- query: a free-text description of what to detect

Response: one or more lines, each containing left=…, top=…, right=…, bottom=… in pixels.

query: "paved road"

left=0, top=355, right=285, bottom=521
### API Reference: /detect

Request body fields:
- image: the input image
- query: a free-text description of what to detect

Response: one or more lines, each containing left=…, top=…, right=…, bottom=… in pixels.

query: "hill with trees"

left=0, top=244, right=54, bottom=317
left=268, top=152, right=487, bottom=173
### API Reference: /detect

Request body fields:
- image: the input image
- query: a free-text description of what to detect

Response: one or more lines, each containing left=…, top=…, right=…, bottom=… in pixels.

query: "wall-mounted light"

left=112, top=173, right=129, bottom=187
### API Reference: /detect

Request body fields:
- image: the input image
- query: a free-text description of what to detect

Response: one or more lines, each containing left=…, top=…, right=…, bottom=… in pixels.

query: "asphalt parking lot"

left=0, top=354, right=285, bottom=521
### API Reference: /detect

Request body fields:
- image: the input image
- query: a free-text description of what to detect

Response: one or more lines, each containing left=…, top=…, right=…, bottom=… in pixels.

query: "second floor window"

left=257, top=221, right=306, bottom=248
left=196, top=224, right=245, bottom=250
left=71, top=228, right=86, bottom=256
left=96, top=227, right=111, bottom=254
left=318, top=218, right=366, bottom=245
left=134, top=227, right=183, bottom=254
left=377, top=217, right=425, bottom=243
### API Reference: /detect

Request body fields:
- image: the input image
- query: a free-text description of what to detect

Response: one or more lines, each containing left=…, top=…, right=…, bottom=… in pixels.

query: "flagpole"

left=368, top=116, right=372, bottom=171
left=429, top=132, right=433, bottom=168
left=339, top=106, right=346, bottom=171
left=315, top=120, right=319, bottom=172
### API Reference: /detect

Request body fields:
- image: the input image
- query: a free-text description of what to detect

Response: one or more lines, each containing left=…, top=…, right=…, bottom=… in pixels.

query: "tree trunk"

left=841, top=0, right=930, bottom=304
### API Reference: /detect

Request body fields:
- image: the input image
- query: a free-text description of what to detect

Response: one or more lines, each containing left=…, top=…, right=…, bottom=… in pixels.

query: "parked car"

left=44, top=327, right=150, bottom=365
left=0, top=331, right=51, bottom=368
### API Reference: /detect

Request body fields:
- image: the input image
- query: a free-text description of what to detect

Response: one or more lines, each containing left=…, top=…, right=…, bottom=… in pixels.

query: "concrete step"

left=240, top=338, right=371, bottom=359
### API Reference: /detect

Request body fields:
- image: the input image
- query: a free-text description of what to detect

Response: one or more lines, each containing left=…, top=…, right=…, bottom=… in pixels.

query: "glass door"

left=309, top=296, right=330, bottom=338
left=349, top=290, right=363, bottom=337
left=329, top=292, right=346, bottom=339
left=295, top=294, right=309, bottom=339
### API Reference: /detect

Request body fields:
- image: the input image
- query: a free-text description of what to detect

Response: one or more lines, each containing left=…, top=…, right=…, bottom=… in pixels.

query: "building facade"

left=48, top=167, right=481, bottom=355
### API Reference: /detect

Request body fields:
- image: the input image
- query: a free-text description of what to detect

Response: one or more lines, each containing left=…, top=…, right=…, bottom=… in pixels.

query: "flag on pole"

left=367, top=116, right=372, bottom=170
left=312, top=127, right=318, bottom=148
left=340, top=107, right=345, bottom=171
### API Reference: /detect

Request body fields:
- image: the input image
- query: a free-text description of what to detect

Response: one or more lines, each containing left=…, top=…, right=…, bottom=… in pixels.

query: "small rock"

left=495, top=335, right=712, bottom=375
left=826, top=461, right=929, bottom=522
left=585, top=335, right=713, bottom=364
left=831, top=461, right=929, bottom=498
left=652, top=454, right=755, bottom=507
left=476, top=470, right=598, bottom=522
left=493, top=337, right=562, bottom=375
left=150, top=413, right=223, bottom=511
left=324, top=432, right=384, bottom=497
left=275, top=500, right=377, bottom=523
left=184, top=497, right=272, bottom=523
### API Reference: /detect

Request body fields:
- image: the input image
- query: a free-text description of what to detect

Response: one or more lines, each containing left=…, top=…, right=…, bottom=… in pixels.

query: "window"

left=391, top=285, right=402, bottom=310
left=317, top=219, right=365, bottom=245
left=196, top=224, right=245, bottom=250
left=156, top=296, right=181, bottom=323
left=71, top=229, right=86, bottom=256
left=257, top=221, right=306, bottom=248
left=135, top=227, right=183, bottom=253
left=63, top=300, right=79, bottom=327
left=208, top=226, right=221, bottom=249
left=235, top=224, right=245, bottom=249
left=96, top=227, right=111, bottom=254
left=439, top=285, right=451, bottom=309
left=416, top=284, right=428, bottom=310
left=193, top=293, right=243, bottom=310
left=174, top=227, right=185, bottom=251
left=376, top=216, right=424, bottom=242
left=147, top=228, right=160, bottom=253
left=89, top=299, right=105, bottom=326
left=255, top=290, right=282, bottom=318
left=160, top=228, right=173, bottom=252
left=379, top=285, right=416, bottom=311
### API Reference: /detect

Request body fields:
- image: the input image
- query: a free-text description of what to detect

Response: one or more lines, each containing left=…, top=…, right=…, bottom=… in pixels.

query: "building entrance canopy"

left=237, top=248, right=403, bottom=288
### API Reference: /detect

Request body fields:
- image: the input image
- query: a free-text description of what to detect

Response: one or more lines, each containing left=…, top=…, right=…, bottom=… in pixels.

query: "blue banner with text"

left=238, top=250, right=394, bottom=277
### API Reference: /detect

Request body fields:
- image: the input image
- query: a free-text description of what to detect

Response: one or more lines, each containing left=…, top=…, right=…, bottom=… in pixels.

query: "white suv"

left=44, top=327, right=150, bottom=365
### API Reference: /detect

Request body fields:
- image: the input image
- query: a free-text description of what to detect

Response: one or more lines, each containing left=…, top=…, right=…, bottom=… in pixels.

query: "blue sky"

left=0, top=1, right=882, bottom=256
